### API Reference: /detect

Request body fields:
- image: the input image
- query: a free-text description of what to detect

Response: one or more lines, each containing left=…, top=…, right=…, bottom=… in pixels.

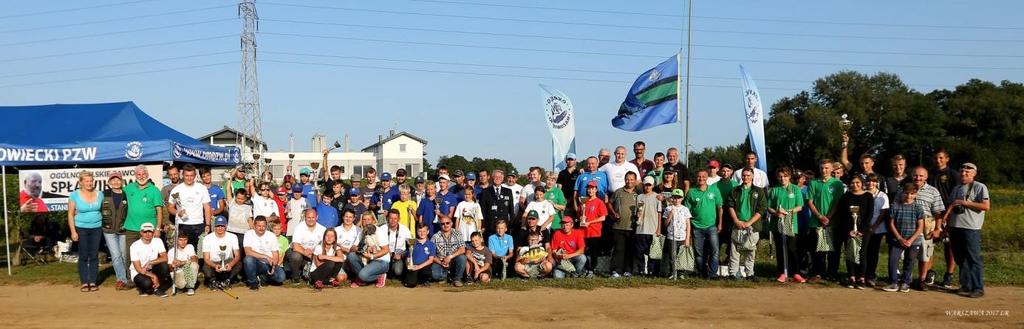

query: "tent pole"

left=3, top=166, right=11, bottom=276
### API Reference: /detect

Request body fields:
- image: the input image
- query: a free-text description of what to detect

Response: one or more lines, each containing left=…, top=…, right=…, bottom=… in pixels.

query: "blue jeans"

left=242, top=256, right=286, bottom=286
left=950, top=228, right=984, bottom=293
left=435, top=254, right=467, bottom=282
left=102, top=232, right=129, bottom=283
left=888, top=242, right=921, bottom=285
left=345, top=251, right=390, bottom=282
left=692, top=226, right=719, bottom=279
left=553, top=254, right=588, bottom=279
left=76, top=227, right=102, bottom=285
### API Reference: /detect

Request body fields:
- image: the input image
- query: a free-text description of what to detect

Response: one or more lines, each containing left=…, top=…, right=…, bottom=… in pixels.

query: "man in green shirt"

left=806, top=159, right=845, bottom=282
left=124, top=165, right=165, bottom=249
left=609, top=172, right=639, bottom=277
left=726, top=168, right=767, bottom=280
left=767, top=167, right=804, bottom=283
left=686, top=169, right=722, bottom=279
left=714, top=164, right=737, bottom=267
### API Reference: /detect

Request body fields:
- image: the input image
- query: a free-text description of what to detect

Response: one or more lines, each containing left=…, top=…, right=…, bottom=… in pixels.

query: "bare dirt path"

left=2, top=284, right=1020, bottom=328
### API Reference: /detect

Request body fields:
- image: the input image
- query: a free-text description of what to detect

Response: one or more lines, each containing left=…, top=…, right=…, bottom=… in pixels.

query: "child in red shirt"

left=580, top=181, right=607, bottom=275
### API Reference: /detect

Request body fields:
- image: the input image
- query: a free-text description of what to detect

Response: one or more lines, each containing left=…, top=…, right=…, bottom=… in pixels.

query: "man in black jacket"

left=479, top=169, right=515, bottom=237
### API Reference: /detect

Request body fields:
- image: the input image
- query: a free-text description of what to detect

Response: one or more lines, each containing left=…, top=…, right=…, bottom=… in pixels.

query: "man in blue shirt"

left=200, top=167, right=226, bottom=223
left=299, top=169, right=318, bottom=210
left=574, top=156, right=610, bottom=209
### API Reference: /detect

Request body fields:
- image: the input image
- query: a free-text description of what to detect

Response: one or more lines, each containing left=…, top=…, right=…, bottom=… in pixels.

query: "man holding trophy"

left=202, top=217, right=241, bottom=289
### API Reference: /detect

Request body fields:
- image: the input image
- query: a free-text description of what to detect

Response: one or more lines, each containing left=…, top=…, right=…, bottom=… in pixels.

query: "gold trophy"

left=839, top=113, right=853, bottom=137
left=850, top=205, right=861, bottom=236
left=406, top=239, right=415, bottom=270
left=578, top=196, right=588, bottom=227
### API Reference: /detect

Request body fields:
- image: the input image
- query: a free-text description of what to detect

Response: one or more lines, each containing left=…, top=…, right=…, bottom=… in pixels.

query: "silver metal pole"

left=3, top=166, right=11, bottom=275
left=683, top=0, right=694, bottom=168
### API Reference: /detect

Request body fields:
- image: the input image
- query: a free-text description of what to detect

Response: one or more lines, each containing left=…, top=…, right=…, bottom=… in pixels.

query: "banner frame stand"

left=3, top=165, right=11, bottom=276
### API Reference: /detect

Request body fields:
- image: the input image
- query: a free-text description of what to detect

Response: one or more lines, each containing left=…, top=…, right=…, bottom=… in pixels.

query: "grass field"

left=3, top=188, right=1021, bottom=289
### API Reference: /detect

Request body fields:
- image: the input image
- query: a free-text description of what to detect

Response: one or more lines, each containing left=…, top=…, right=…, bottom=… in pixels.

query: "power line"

left=0, top=61, right=235, bottom=89
left=258, top=3, right=1024, bottom=43
left=257, top=58, right=805, bottom=91
left=410, top=0, right=1024, bottom=31
left=259, top=2, right=676, bottom=31
left=259, top=31, right=1024, bottom=70
left=0, top=51, right=236, bottom=79
left=263, top=18, right=1024, bottom=58
left=0, top=4, right=236, bottom=34
left=261, top=50, right=867, bottom=85
left=0, top=0, right=162, bottom=20
left=0, top=35, right=235, bottom=63
left=261, top=18, right=678, bottom=46
left=0, top=18, right=235, bottom=48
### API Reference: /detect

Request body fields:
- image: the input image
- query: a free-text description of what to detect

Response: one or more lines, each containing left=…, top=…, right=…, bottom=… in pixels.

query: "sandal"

left=89, top=284, right=99, bottom=292
left=80, top=284, right=90, bottom=292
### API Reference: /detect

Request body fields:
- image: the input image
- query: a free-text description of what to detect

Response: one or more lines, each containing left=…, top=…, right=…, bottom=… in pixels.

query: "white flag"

left=739, top=66, right=767, bottom=172
left=540, top=84, right=577, bottom=171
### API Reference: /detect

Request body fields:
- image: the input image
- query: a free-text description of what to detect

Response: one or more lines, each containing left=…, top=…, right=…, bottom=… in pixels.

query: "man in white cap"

left=130, top=223, right=170, bottom=297
left=944, top=162, right=989, bottom=298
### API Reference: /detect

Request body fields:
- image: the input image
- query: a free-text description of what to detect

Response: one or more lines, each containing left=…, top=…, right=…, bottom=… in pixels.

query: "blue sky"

left=2, top=0, right=1021, bottom=171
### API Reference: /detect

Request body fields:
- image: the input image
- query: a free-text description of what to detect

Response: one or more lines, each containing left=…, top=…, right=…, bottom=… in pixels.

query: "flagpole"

left=682, top=0, right=694, bottom=168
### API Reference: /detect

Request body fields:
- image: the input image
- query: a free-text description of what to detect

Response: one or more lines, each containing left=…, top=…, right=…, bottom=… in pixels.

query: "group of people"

left=64, top=140, right=989, bottom=298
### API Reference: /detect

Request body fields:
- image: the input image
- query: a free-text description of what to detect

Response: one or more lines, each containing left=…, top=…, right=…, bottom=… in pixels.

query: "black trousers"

left=133, top=263, right=171, bottom=294
left=201, top=261, right=242, bottom=285
left=863, top=232, right=884, bottom=281
left=611, top=230, right=633, bottom=274
left=309, top=260, right=344, bottom=283
left=827, top=229, right=849, bottom=279
left=773, top=233, right=799, bottom=276
left=585, top=237, right=602, bottom=271
left=633, top=234, right=655, bottom=275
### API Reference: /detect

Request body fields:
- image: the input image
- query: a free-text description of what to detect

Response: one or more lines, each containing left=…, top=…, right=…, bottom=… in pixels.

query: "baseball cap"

left=350, top=174, right=362, bottom=181
left=349, top=188, right=360, bottom=196
left=671, top=189, right=685, bottom=198
left=381, top=172, right=392, bottom=181
left=561, top=215, right=573, bottom=224
left=587, top=180, right=598, bottom=188
left=438, top=174, right=450, bottom=181
left=643, top=176, right=655, bottom=185
left=708, top=160, right=720, bottom=169
left=466, top=172, right=477, bottom=180
left=214, top=217, right=228, bottom=226
left=415, top=177, right=425, bottom=184
left=276, top=187, right=288, bottom=195
left=140, top=223, right=155, bottom=232
left=292, top=185, right=303, bottom=193
left=108, top=171, right=123, bottom=180
left=565, top=153, right=577, bottom=161
left=299, top=167, right=311, bottom=176
left=961, top=163, right=978, bottom=170
left=453, top=170, right=464, bottom=177
left=527, top=210, right=539, bottom=218
left=508, top=171, right=517, bottom=177
left=721, top=163, right=735, bottom=170
left=396, top=168, right=407, bottom=176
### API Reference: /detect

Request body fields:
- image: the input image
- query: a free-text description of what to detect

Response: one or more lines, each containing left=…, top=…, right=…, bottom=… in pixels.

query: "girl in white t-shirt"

left=454, top=189, right=483, bottom=244
left=168, top=234, right=199, bottom=295
left=310, top=230, right=347, bottom=290
left=865, top=174, right=891, bottom=287
left=663, top=191, right=692, bottom=278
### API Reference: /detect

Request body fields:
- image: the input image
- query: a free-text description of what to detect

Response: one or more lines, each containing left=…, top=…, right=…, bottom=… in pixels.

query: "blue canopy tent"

left=0, top=101, right=240, bottom=274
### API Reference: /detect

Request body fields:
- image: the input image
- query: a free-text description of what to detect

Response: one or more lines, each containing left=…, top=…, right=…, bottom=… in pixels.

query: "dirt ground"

left=1, top=284, right=1021, bottom=328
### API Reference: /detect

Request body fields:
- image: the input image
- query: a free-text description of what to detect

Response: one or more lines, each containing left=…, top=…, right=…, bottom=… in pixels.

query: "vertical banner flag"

left=739, top=65, right=767, bottom=172
left=540, top=84, right=577, bottom=171
left=612, top=55, right=679, bottom=131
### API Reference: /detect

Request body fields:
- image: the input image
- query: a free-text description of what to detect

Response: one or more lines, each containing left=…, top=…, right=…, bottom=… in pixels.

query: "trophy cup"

left=218, top=245, right=227, bottom=271
left=578, top=196, right=588, bottom=227
left=839, top=113, right=853, bottom=137
left=287, top=153, right=295, bottom=176
left=433, top=198, right=441, bottom=223
left=850, top=205, right=861, bottom=236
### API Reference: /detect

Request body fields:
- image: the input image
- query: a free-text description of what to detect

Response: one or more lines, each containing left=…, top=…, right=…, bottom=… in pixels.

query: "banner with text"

left=17, top=164, right=164, bottom=213
left=540, top=84, right=577, bottom=171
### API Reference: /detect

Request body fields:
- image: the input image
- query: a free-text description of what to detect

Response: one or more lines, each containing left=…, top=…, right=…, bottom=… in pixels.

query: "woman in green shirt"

left=767, top=167, right=803, bottom=283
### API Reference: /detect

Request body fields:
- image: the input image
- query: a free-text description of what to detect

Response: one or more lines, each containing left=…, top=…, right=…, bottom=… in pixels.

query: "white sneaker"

left=882, top=284, right=899, bottom=292
left=186, top=288, right=195, bottom=296
left=611, top=272, right=621, bottom=278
